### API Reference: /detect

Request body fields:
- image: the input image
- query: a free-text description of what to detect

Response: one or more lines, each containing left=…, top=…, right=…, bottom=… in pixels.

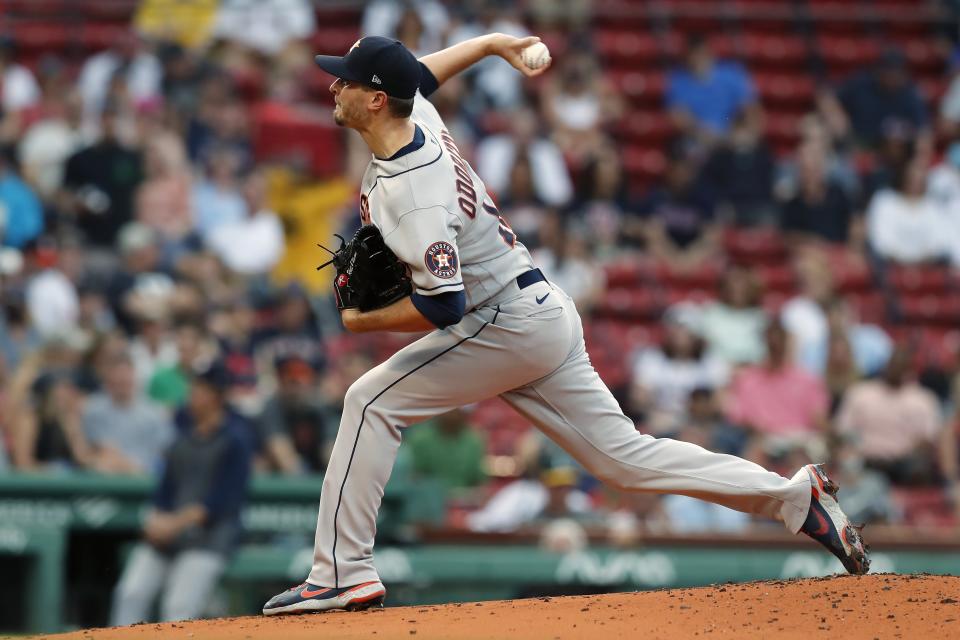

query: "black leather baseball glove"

left=317, top=225, right=412, bottom=312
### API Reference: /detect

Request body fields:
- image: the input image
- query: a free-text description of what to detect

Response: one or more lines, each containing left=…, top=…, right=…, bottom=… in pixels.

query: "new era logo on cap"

left=314, top=36, right=420, bottom=99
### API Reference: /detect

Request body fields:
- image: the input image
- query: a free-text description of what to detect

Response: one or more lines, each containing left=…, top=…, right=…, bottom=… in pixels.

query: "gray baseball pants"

left=308, top=280, right=812, bottom=588
left=111, top=543, right=225, bottom=625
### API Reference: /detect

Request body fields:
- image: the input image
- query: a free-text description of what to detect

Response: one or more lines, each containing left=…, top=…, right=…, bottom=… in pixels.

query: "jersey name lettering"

left=439, top=129, right=477, bottom=219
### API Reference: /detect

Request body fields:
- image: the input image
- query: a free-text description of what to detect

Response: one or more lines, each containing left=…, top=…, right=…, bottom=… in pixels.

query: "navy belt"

left=516, top=268, right=546, bottom=289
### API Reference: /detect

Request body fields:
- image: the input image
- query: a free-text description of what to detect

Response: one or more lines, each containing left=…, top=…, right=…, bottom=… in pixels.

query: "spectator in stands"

left=725, top=319, right=830, bottom=441
left=835, top=49, right=930, bottom=150
left=532, top=215, right=606, bottom=312
left=475, top=107, right=573, bottom=210
left=212, top=0, right=316, bottom=57
left=0, top=287, right=41, bottom=371
left=446, top=3, right=527, bottom=111
left=634, top=151, right=720, bottom=270
left=780, top=140, right=857, bottom=247
left=252, top=284, right=324, bottom=378
left=628, top=303, right=729, bottom=434
left=543, top=49, right=623, bottom=164
left=192, top=145, right=246, bottom=240
left=835, top=345, right=944, bottom=485
left=103, top=222, right=170, bottom=334
left=18, top=89, right=86, bottom=204
left=700, top=111, right=777, bottom=226
left=82, top=351, right=174, bottom=475
left=186, top=74, right=252, bottom=169
left=782, top=251, right=835, bottom=367
left=938, top=51, right=960, bottom=139
left=77, top=31, right=161, bottom=135
left=135, top=131, right=194, bottom=245
left=207, top=170, right=285, bottom=276
left=210, top=297, right=261, bottom=414
left=465, top=460, right=593, bottom=533
left=257, top=355, right=329, bottom=474
left=796, top=297, right=892, bottom=385
left=0, top=149, right=44, bottom=250
left=7, top=353, right=89, bottom=471
left=665, top=34, right=760, bottom=148
left=683, top=387, right=748, bottom=456
left=928, top=140, right=960, bottom=209
left=700, top=265, right=767, bottom=365
left=62, top=104, right=144, bottom=248
left=406, top=408, right=487, bottom=494
left=149, top=320, right=216, bottom=409
left=110, top=363, right=252, bottom=625
left=0, top=36, right=40, bottom=145
left=24, top=241, right=80, bottom=340
left=867, top=158, right=950, bottom=265
left=130, top=315, right=178, bottom=390
left=830, top=437, right=897, bottom=525
left=775, top=114, right=860, bottom=204
left=364, top=0, right=449, bottom=57
left=573, top=147, right=631, bottom=259
left=491, top=154, right=552, bottom=250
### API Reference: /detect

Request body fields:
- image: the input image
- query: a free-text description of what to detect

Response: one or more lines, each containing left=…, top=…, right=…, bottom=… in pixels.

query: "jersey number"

left=483, top=202, right=516, bottom=248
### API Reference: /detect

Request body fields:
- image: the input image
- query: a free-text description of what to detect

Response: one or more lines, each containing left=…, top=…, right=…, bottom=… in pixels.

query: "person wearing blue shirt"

left=110, top=362, right=253, bottom=624
left=0, top=150, right=43, bottom=248
left=666, top=35, right=759, bottom=142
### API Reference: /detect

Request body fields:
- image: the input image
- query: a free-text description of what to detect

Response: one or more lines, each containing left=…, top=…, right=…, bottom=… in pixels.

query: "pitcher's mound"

left=53, top=574, right=958, bottom=640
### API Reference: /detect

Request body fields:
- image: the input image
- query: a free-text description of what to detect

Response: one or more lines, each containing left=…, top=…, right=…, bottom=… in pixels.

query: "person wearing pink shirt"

left=835, top=346, right=943, bottom=485
left=725, top=319, right=829, bottom=441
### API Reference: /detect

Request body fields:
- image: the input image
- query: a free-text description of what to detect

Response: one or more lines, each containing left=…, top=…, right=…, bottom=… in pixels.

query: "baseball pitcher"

left=262, top=33, right=869, bottom=616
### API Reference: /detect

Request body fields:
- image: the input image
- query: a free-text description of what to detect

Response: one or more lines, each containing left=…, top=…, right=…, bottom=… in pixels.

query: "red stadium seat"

left=898, top=295, right=960, bottom=326
left=723, top=226, right=788, bottom=265
left=594, top=287, right=663, bottom=321
left=621, top=110, right=675, bottom=146
left=815, top=35, right=881, bottom=71
left=753, top=72, right=816, bottom=109
left=607, top=70, right=666, bottom=105
left=252, top=102, right=344, bottom=178
left=887, top=265, right=953, bottom=295
left=622, top=146, right=668, bottom=188
left=756, top=263, right=797, bottom=294
left=595, top=30, right=661, bottom=67
left=846, top=291, right=887, bottom=324
left=311, top=28, right=362, bottom=56
left=655, top=260, right=723, bottom=290
left=740, top=34, right=808, bottom=68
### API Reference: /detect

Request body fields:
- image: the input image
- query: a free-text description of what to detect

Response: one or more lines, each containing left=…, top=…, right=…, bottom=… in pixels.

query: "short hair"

left=387, top=95, right=414, bottom=118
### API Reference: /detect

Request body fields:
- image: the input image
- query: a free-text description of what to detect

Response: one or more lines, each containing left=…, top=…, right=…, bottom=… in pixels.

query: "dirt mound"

left=48, top=574, right=958, bottom=640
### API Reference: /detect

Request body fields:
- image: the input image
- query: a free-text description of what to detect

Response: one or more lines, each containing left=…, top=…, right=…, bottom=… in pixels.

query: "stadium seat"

left=740, top=34, right=808, bottom=68
left=754, top=72, right=816, bottom=109
left=722, top=226, right=788, bottom=265
left=607, top=70, right=666, bottom=105
left=595, top=30, right=661, bottom=67
left=621, top=110, right=675, bottom=146
left=594, top=287, right=663, bottom=321
left=898, top=295, right=960, bottom=326
left=887, top=265, right=953, bottom=295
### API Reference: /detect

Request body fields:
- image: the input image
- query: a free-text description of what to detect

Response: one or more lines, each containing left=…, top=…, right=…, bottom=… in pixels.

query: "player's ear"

left=368, top=90, right=388, bottom=114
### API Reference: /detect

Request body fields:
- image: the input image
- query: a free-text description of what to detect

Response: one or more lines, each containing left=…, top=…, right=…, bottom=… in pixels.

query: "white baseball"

left=521, top=41, right=551, bottom=70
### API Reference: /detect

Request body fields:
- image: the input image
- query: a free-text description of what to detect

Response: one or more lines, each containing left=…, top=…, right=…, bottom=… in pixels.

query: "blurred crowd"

left=1, top=0, right=959, bottom=575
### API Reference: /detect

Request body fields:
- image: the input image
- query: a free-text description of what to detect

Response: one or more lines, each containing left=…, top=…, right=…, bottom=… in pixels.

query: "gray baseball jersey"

left=306, top=92, right=814, bottom=590
left=359, top=93, right=536, bottom=310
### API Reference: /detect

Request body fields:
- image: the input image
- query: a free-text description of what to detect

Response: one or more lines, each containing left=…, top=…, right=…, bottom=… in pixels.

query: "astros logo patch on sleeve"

left=424, top=241, right=459, bottom=279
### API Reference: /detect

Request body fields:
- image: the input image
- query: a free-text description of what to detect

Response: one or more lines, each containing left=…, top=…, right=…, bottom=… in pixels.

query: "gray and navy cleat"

left=262, top=580, right=386, bottom=616
left=800, top=463, right=870, bottom=575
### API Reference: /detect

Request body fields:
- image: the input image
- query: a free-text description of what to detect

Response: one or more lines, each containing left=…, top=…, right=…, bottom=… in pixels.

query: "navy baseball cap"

left=314, top=36, right=420, bottom=100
